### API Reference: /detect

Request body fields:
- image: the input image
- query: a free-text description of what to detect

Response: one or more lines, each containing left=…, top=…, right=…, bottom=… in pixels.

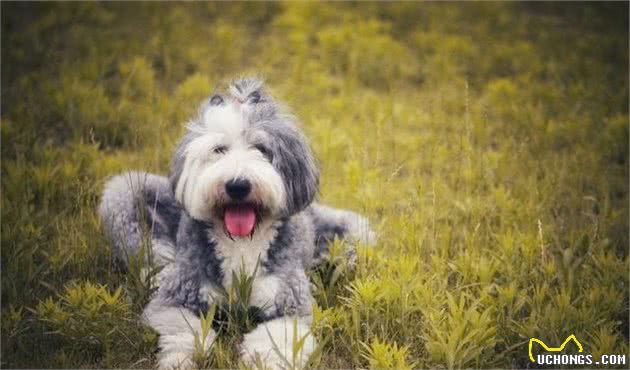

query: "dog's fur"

left=99, top=78, right=375, bottom=369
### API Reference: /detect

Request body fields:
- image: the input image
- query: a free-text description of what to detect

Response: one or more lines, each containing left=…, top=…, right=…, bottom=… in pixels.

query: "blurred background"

left=1, top=2, right=628, bottom=369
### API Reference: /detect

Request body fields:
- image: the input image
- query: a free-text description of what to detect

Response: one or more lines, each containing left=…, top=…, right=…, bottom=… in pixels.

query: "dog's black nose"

left=225, top=178, right=251, bottom=200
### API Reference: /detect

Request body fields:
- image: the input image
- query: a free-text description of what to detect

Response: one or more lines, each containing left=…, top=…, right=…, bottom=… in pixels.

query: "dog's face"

left=170, top=78, right=319, bottom=238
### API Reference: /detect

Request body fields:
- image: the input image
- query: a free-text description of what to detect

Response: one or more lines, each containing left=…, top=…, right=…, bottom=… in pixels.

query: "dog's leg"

left=144, top=262, right=216, bottom=370
left=242, top=266, right=316, bottom=369
left=144, top=297, right=214, bottom=370
left=240, top=315, right=315, bottom=369
left=308, top=203, right=377, bottom=266
left=99, top=171, right=181, bottom=268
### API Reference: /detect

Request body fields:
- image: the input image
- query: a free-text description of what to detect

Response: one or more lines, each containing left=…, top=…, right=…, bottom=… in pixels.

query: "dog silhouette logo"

left=528, top=334, right=584, bottom=362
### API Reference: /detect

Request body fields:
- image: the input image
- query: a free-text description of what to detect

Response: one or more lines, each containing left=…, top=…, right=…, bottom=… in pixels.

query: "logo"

left=528, top=334, right=626, bottom=366
left=528, top=334, right=583, bottom=362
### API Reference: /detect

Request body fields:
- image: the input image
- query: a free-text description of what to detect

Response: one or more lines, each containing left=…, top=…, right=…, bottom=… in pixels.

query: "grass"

left=1, top=2, right=628, bottom=369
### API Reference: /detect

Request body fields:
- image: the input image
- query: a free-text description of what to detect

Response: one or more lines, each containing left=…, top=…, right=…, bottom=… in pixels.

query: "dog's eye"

left=248, top=91, right=261, bottom=104
left=209, top=94, right=224, bottom=106
left=254, top=144, right=272, bottom=161
left=213, top=145, right=228, bottom=154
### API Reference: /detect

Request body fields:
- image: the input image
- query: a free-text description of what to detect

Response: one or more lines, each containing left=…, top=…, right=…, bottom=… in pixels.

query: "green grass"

left=2, top=2, right=628, bottom=369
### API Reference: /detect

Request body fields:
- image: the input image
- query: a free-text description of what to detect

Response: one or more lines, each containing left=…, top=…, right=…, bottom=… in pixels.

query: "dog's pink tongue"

left=224, top=205, right=256, bottom=237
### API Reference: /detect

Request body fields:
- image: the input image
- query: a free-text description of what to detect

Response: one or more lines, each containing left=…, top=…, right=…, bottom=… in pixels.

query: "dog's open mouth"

left=222, top=203, right=260, bottom=239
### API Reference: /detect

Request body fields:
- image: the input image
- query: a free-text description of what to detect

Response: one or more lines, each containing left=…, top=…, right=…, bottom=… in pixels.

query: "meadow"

left=1, top=3, right=628, bottom=369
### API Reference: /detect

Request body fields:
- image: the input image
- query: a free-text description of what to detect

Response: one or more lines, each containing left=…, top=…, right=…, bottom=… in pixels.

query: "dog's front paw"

left=240, top=317, right=315, bottom=370
left=241, top=348, right=286, bottom=370
left=157, top=351, right=195, bottom=370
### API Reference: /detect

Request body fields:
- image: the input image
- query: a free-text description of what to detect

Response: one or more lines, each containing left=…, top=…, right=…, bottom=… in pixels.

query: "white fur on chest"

left=209, top=220, right=279, bottom=288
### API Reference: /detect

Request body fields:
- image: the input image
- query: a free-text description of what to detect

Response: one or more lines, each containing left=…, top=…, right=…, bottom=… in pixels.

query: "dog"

left=98, top=78, right=375, bottom=369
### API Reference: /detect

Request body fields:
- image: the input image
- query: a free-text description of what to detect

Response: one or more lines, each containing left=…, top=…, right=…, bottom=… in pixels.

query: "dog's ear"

left=169, top=132, right=194, bottom=203
left=265, top=121, right=319, bottom=215
left=285, top=136, right=319, bottom=214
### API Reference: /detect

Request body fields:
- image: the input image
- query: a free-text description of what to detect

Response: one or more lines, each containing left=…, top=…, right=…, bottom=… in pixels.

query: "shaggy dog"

left=99, top=78, right=375, bottom=369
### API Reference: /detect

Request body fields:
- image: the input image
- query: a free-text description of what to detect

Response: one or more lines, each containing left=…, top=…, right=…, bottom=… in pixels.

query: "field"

left=1, top=3, right=628, bottom=369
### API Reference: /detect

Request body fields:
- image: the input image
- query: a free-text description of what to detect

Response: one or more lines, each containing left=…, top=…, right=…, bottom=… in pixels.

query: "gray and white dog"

left=98, top=78, right=375, bottom=369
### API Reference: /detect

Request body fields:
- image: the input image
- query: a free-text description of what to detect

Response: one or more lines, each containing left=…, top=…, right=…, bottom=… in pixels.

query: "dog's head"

left=170, top=78, right=319, bottom=238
